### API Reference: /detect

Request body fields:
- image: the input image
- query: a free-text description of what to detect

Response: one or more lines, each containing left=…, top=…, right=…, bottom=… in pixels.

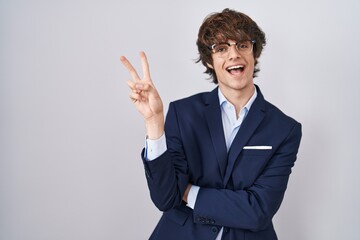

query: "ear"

left=206, top=62, right=214, bottom=69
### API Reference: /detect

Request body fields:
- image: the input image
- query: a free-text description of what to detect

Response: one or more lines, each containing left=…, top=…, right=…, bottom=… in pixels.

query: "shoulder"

left=262, top=99, right=302, bottom=133
left=255, top=85, right=301, bottom=126
left=164, top=89, right=216, bottom=124
left=170, top=89, right=216, bottom=109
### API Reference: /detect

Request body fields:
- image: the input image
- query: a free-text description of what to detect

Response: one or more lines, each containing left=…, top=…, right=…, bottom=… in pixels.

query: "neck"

left=219, top=85, right=255, bottom=116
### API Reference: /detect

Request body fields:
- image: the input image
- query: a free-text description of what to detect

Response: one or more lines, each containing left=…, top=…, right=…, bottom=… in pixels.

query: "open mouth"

left=226, top=65, right=244, bottom=74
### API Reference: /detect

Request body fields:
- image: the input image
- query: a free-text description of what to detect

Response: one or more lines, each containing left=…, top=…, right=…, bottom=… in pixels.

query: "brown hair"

left=196, top=8, right=266, bottom=84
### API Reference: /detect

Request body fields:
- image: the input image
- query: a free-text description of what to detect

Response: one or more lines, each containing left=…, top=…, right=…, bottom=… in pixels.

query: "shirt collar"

left=218, top=85, right=258, bottom=112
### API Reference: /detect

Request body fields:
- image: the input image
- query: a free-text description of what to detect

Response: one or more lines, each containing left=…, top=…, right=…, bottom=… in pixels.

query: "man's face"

left=208, top=40, right=255, bottom=95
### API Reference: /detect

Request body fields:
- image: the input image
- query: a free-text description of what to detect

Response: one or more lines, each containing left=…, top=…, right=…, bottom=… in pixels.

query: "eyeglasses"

left=209, top=40, right=256, bottom=57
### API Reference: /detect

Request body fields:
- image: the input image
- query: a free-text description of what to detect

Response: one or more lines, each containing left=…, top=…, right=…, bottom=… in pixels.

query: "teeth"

left=227, top=65, right=244, bottom=70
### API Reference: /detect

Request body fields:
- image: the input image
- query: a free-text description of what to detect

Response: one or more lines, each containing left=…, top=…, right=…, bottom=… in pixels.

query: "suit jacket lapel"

left=223, top=86, right=266, bottom=186
left=204, top=88, right=228, bottom=180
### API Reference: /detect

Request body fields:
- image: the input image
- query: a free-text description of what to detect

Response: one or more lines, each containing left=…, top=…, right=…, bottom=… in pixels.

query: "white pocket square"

left=243, top=146, right=272, bottom=150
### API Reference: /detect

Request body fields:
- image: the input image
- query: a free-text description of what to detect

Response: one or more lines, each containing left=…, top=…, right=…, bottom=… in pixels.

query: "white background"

left=1, top=0, right=359, bottom=239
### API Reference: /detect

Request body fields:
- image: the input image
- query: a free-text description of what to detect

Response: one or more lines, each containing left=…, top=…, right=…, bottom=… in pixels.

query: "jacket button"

left=211, top=226, right=218, bottom=234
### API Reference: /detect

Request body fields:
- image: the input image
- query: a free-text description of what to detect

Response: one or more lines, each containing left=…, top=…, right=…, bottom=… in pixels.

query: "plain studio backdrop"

left=1, top=0, right=359, bottom=239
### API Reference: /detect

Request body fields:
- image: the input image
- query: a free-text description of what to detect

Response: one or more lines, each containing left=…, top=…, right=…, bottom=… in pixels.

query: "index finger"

left=120, top=55, right=141, bottom=81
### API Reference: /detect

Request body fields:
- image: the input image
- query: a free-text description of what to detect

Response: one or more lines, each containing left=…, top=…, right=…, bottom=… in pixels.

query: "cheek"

left=213, top=63, right=224, bottom=75
left=246, top=58, right=255, bottom=72
left=247, top=63, right=255, bottom=73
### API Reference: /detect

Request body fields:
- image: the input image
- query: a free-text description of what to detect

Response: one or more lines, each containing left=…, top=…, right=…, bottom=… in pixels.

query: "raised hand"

left=120, top=52, right=164, bottom=139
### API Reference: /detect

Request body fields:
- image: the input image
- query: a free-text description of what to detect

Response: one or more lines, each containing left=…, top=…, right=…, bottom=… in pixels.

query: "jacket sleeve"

left=192, top=122, right=302, bottom=231
left=142, top=102, right=189, bottom=211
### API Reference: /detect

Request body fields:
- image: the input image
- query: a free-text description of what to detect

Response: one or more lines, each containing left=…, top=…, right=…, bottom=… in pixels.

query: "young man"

left=120, top=8, right=302, bottom=240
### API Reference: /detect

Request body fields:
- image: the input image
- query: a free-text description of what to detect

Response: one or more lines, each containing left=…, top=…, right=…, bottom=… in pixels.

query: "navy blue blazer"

left=142, top=85, right=302, bottom=240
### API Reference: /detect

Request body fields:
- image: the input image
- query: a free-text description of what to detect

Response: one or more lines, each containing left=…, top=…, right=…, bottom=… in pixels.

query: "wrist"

left=145, top=114, right=164, bottom=140
left=183, top=184, right=192, bottom=203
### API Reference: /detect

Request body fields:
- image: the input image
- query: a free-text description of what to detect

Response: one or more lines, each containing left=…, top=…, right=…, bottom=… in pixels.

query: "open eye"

left=237, top=41, right=250, bottom=49
left=213, top=44, right=229, bottom=53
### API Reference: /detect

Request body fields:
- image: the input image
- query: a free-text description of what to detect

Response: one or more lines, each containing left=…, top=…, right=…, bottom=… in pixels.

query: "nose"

left=228, top=43, right=241, bottom=59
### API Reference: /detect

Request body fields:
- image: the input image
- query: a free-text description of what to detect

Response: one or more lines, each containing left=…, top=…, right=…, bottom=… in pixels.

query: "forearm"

left=193, top=184, right=284, bottom=231
left=142, top=149, right=189, bottom=211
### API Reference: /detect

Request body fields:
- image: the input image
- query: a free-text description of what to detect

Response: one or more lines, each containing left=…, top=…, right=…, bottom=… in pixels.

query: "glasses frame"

left=209, top=40, right=256, bottom=56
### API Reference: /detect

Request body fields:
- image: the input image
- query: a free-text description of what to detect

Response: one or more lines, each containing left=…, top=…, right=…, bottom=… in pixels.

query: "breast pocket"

left=241, top=148, right=272, bottom=156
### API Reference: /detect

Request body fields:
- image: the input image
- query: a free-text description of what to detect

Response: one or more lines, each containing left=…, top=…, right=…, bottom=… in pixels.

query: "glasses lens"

left=236, top=41, right=253, bottom=54
left=213, top=44, right=229, bottom=55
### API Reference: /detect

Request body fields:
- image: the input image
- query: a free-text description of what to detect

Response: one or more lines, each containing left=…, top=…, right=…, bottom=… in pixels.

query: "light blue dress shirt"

left=146, top=86, right=257, bottom=239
